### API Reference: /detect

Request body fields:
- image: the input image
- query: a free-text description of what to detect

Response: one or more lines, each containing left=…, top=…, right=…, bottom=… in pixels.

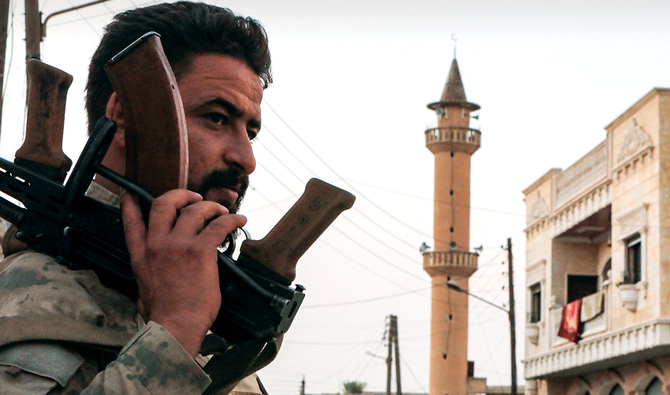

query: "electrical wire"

left=345, top=178, right=525, bottom=217
left=399, top=354, right=427, bottom=394
left=252, top=153, right=430, bottom=283
left=302, top=286, right=433, bottom=308
left=263, top=102, right=436, bottom=241
left=257, top=125, right=419, bottom=250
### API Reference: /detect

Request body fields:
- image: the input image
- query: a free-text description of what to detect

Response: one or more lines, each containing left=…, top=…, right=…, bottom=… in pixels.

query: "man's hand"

left=120, top=189, right=247, bottom=357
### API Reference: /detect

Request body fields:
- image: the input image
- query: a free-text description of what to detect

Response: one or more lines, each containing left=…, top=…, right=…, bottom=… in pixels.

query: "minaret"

left=423, top=57, right=480, bottom=395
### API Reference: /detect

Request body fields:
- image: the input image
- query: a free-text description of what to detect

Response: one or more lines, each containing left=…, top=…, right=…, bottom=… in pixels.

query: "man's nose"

left=223, top=124, right=256, bottom=174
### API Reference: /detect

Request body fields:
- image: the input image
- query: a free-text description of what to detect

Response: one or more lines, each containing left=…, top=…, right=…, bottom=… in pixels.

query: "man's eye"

left=206, top=113, right=228, bottom=125
left=247, top=130, right=258, bottom=140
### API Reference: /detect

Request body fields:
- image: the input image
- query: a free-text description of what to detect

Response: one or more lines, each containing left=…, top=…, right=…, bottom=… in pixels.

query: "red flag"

left=558, top=299, right=582, bottom=343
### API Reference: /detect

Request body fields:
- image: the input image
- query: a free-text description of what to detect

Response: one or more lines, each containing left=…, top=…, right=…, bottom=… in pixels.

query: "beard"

left=192, top=167, right=249, bottom=214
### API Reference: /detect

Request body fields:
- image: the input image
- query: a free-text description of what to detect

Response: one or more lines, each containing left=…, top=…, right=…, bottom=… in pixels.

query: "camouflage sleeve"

left=78, top=321, right=212, bottom=395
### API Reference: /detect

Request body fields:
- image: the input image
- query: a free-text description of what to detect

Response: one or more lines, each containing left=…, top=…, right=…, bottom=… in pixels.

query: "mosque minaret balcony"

left=425, top=126, right=481, bottom=155
left=422, top=250, right=479, bottom=277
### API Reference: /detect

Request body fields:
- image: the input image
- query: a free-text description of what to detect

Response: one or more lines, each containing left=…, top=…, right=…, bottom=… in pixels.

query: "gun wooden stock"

left=240, top=178, right=355, bottom=282
left=14, top=60, right=73, bottom=182
left=104, top=32, right=188, bottom=197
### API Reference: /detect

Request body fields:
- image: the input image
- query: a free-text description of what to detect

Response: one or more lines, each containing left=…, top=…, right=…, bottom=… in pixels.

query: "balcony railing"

left=425, top=127, right=481, bottom=154
left=524, top=318, right=670, bottom=379
left=423, top=250, right=478, bottom=277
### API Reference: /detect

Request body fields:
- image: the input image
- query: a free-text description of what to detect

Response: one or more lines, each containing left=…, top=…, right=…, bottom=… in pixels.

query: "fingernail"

left=119, top=187, right=127, bottom=197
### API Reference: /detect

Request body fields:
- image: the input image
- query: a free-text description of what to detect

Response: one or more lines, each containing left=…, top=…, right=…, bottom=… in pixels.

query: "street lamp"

left=446, top=279, right=517, bottom=395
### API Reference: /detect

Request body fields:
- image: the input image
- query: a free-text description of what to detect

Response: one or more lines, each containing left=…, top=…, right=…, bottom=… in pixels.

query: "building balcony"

left=524, top=318, right=670, bottom=380
left=425, top=127, right=481, bottom=155
left=423, top=250, right=478, bottom=277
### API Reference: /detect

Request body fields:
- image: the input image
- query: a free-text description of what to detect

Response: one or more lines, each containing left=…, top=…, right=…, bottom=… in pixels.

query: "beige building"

left=522, top=88, right=670, bottom=395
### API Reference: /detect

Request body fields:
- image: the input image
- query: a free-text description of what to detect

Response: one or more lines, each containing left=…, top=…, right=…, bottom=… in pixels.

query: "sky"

left=1, top=0, right=670, bottom=394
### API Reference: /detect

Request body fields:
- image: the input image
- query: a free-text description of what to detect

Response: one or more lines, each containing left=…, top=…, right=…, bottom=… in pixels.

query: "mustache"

left=195, top=168, right=249, bottom=213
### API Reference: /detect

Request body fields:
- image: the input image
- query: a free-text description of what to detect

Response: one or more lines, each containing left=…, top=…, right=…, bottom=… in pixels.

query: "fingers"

left=147, top=189, right=203, bottom=236
left=199, top=213, right=247, bottom=245
left=120, top=189, right=147, bottom=260
left=172, top=200, right=229, bottom=236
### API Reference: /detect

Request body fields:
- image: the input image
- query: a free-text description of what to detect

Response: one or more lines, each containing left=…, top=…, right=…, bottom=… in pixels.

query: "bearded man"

left=0, top=2, right=279, bottom=393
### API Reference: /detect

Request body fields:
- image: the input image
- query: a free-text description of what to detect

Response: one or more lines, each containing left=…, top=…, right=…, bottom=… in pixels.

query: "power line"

left=302, top=286, right=433, bottom=308
left=345, top=178, right=525, bottom=217
left=399, top=354, right=427, bottom=394
left=258, top=124, right=419, bottom=250
left=263, top=101, right=436, bottom=241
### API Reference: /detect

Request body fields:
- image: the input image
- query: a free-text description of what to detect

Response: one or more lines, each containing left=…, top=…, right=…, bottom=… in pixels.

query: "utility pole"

left=0, top=0, right=9, bottom=136
left=385, top=315, right=402, bottom=395
left=300, top=376, right=305, bottom=395
left=507, top=238, right=517, bottom=395
left=386, top=316, right=392, bottom=395
left=391, top=315, right=402, bottom=395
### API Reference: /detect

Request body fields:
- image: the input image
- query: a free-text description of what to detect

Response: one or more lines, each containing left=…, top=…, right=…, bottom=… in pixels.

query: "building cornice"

left=523, top=168, right=561, bottom=196
left=605, top=88, right=670, bottom=132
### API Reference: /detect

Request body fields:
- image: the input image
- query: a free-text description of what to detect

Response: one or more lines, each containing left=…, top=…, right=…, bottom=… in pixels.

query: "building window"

left=623, top=236, right=642, bottom=284
left=529, top=283, right=541, bottom=323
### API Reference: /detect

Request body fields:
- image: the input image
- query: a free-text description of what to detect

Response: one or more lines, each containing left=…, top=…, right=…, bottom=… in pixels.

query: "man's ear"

left=105, top=92, right=125, bottom=149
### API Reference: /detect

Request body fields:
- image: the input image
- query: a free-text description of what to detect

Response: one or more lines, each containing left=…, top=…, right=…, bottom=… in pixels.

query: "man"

left=0, top=2, right=279, bottom=393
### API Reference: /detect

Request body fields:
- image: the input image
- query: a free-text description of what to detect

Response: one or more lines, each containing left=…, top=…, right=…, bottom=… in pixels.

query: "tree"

left=343, top=381, right=367, bottom=394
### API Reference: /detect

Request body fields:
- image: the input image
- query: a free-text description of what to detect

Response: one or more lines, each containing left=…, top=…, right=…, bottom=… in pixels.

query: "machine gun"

left=0, top=33, right=355, bottom=345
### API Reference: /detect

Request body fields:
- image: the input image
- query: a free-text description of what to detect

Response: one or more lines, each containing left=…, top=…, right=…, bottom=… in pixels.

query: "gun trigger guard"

left=220, top=227, right=250, bottom=258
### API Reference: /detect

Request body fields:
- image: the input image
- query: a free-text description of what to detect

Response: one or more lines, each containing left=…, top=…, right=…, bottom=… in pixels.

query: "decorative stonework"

left=617, top=118, right=652, bottom=163
left=527, top=323, right=540, bottom=345
left=554, top=141, right=607, bottom=210
left=528, top=191, right=549, bottom=225
left=616, top=203, right=649, bottom=240
left=618, top=284, right=639, bottom=312
left=526, top=260, right=546, bottom=286
left=524, top=318, right=670, bottom=379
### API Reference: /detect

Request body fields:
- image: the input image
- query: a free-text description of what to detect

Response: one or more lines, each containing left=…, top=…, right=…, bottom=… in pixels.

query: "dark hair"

left=85, top=1, right=271, bottom=131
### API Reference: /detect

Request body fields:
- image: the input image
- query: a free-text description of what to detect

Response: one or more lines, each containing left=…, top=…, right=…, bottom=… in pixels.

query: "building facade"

left=522, top=88, right=670, bottom=395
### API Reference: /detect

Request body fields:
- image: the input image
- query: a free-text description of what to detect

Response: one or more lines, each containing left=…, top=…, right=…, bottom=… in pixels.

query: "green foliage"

left=343, top=381, right=367, bottom=394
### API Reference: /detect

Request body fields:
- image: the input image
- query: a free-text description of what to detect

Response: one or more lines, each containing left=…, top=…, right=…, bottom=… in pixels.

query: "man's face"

left=177, top=53, right=263, bottom=213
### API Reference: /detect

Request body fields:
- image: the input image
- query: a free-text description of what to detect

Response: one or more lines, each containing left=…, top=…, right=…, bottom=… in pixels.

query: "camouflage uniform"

left=0, top=184, right=277, bottom=394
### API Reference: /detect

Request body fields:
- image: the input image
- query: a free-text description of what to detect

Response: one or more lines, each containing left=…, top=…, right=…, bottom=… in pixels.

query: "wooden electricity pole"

left=385, top=315, right=402, bottom=395
left=507, top=238, right=517, bottom=395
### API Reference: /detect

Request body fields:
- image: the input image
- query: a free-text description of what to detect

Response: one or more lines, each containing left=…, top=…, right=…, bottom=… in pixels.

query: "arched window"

left=646, top=377, right=663, bottom=395
left=609, top=384, right=624, bottom=395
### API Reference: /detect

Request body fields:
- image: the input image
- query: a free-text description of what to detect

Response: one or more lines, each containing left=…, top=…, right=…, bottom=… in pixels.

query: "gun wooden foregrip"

left=240, top=178, right=355, bottom=282
left=14, top=60, right=73, bottom=181
left=104, top=32, right=188, bottom=197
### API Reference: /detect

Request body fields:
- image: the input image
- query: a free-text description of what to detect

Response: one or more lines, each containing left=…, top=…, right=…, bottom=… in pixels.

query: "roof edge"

left=522, top=168, right=561, bottom=196
left=605, top=88, right=670, bottom=131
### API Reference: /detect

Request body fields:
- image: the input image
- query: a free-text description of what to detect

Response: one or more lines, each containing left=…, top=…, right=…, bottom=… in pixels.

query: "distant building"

left=523, top=89, right=670, bottom=394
